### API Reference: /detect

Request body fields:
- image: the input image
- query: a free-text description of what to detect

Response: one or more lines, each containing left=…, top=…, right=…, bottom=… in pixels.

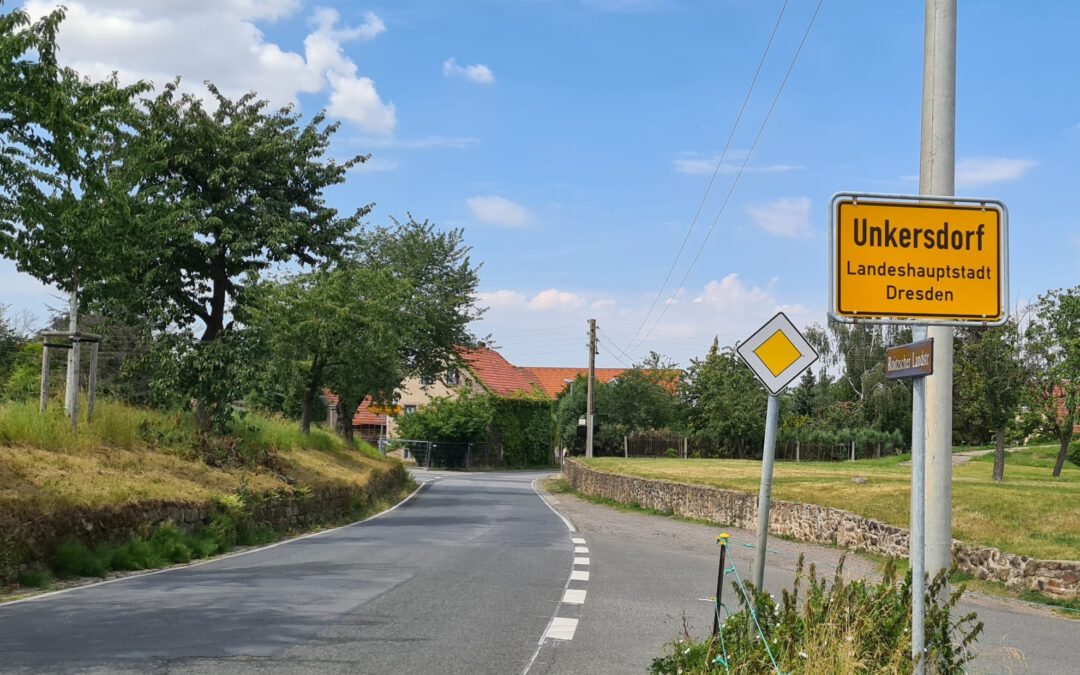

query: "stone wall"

left=564, top=459, right=1079, bottom=600
left=1, top=463, right=409, bottom=582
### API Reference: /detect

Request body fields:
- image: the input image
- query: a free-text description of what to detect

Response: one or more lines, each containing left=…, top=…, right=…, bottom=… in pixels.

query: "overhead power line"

left=626, top=0, right=792, bottom=352
left=631, top=0, right=825, bottom=352
left=596, top=326, right=637, bottom=367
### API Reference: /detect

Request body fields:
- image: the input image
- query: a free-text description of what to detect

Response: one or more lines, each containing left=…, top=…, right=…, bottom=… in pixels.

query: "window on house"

left=420, top=375, right=434, bottom=386
left=404, top=405, right=418, bottom=415
left=445, top=369, right=460, bottom=385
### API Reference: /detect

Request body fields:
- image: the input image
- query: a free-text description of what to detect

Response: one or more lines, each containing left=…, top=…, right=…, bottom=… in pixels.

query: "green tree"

left=353, top=217, right=484, bottom=384
left=0, top=5, right=147, bottom=333
left=0, top=305, right=21, bottom=386
left=121, top=82, right=368, bottom=431
left=394, top=391, right=493, bottom=443
left=247, top=265, right=403, bottom=436
left=0, top=3, right=64, bottom=239
left=1025, top=286, right=1080, bottom=477
left=681, top=338, right=767, bottom=457
left=326, top=218, right=481, bottom=440
left=248, top=218, right=482, bottom=441
left=554, top=358, right=684, bottom=455
left=955, top=320, right=1027, bottom=481
left=806, top=320, right=910, bottom=403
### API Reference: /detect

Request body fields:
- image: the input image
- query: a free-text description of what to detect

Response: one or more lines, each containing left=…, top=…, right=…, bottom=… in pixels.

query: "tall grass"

left=651, top=557, right=984, bottom=675
left=0, top=397, right=376, bottom=458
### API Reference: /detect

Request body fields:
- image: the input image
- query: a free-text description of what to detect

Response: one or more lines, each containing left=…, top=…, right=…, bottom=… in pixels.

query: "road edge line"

left=522, top=478, right=584, bottom=675
left=530, top=476, right=577, bottom=533
left=0, top=479, right=430, bottom=608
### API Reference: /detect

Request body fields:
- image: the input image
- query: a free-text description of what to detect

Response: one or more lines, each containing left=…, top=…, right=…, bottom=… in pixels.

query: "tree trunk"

left=194, top=399, right=215, bottom=434
left=1053, top=432, right=1071, bottom=478
left=991, top=427, right=1006, bottom=482
left=300, top=390, right=314, bottom=435
left=300, top=361, right=324, bottom=435
left=335, top=401, right=355, bottom=443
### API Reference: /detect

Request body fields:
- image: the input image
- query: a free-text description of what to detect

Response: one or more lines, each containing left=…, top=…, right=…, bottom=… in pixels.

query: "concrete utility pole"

left=919, top=0, right=956, bottom=586
left=585, top=319, right=597, bottom=458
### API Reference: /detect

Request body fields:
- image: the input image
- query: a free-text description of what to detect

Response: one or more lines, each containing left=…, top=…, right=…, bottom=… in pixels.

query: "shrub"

left=651, top=556, right=982, bottom=674
left=53, top=540, right=109, bottom=579
left=17, top=568, right=52, bottom=588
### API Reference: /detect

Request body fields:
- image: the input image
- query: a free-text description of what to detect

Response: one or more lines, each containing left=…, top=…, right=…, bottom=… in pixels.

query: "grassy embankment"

left=582, top=446, right=1079, bottom=561
left=0, top=398, right=411, bottom=590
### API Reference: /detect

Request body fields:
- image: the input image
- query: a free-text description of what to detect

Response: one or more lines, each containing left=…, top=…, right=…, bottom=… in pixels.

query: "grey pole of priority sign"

left=752, top=393, right=780, bottom=593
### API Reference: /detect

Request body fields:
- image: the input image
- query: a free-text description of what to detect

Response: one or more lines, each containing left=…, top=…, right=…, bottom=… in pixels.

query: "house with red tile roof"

left=324, top=346, right=678, bottom=441
left=325, top=346, right=545, bottom=440
left=522, top=367, right=627, bottom=399
left=322, top=392, right=390, bottom=445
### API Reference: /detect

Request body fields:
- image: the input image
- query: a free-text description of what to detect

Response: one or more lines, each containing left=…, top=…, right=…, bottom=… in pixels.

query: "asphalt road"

left=537, top=484, right=1080, bottom=675
left=2, top=470, right=1076, bottom=674
left=0, top=471, right=576, bottom=674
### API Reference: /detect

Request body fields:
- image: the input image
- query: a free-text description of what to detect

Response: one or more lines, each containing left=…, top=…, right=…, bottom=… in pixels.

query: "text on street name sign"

left=830, top=194, right=1007, bottom=325
left=885, top=339, right=934, bottom=380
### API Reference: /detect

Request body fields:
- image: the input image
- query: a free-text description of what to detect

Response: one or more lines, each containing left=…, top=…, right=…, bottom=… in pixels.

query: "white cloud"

left=443, top=58, right=495, bottom=85
left=25, top=1, right=397, bottom=134
left=692, top=274, right=774, bottom=314
left=476, top=290, right=527, bottom=309
left=477, top=289, right=584, bottom=312
left=529, top=289, right=586, bottom=311
left=673, top=157, right=801, bottom=176
left=472, top=276, right=821, bottom=368
left=746, top=197, right=812, bottom=238
left=955, top=158, right=1037, bottom=189
left=466, top=195, right=533, bottom=227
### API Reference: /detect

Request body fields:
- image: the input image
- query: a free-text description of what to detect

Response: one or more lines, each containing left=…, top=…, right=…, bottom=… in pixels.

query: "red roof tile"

left=522, top=367, right=627, bottom=399
left=459, top=348, right=542, bottom=397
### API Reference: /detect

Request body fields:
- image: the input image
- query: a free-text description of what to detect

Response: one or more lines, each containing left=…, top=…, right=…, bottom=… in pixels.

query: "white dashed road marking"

left=522, top=485, right=591, bottom=674
left=543, top=617, right=579, bottom=641
left=562, top=589, right=587, bottom=605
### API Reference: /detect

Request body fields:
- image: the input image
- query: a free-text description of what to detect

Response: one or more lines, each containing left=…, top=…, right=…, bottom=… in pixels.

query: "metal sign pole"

left=910, top=328, right=928, bottom=674
left=752, top=393, right=780, bottom=592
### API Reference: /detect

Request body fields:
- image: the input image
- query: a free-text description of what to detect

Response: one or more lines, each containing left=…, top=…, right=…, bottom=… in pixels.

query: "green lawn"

left=582, top=447, right=1079, bottom=561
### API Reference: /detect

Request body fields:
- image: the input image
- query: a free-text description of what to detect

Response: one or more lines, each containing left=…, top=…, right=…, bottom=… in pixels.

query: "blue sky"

left=5, top=0, right=1078, bottom=368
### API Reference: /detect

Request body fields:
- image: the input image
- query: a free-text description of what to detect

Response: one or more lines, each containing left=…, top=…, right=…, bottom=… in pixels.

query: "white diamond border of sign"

left=736, top=312, right=819, bottom=396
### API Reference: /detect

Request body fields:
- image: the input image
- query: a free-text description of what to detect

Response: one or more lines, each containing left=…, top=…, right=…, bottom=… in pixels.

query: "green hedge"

left=489, top=397, right=555, bottom=466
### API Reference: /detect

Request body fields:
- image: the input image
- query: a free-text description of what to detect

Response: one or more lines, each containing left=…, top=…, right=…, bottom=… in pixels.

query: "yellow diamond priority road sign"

left=737, top=312, right=818, bottom=395
left=829, top=193, right=1008, bottom=326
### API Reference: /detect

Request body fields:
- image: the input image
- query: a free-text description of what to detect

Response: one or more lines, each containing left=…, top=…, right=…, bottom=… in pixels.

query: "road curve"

left=0, top=471, right=574, bottom=674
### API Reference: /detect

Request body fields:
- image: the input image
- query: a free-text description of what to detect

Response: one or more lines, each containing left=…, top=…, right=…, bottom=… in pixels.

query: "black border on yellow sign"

left=834, top=198, right=1003, bottom=321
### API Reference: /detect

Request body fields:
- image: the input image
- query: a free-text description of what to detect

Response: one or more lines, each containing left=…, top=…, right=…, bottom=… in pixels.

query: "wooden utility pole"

left=586, top=318, right=596, bottom=458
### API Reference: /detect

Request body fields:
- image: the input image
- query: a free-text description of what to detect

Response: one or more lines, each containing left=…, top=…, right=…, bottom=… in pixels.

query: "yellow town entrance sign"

left=829, top=193, right=1008, bottom=326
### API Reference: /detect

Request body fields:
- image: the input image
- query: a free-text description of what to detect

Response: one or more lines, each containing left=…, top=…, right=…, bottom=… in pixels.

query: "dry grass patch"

left=0, top=399, right=398, bottom=516
left=584, top=451, right=1080, bottom=560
